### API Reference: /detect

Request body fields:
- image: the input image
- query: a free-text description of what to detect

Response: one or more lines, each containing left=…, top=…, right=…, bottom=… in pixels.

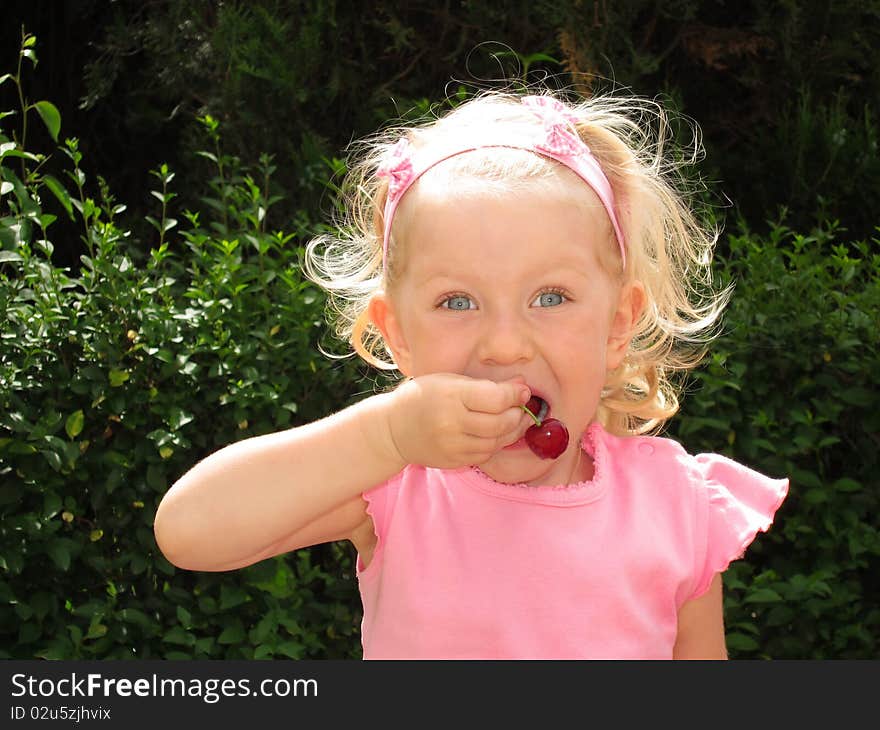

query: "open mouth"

left=524, top=395, right=550, bottom=423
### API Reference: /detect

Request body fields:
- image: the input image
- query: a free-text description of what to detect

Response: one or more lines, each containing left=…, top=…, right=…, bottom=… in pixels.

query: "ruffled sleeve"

left=689, top=453, right=789, bottom=599
left=358, top=471, right=407, bottom=577
left=357, top=481, right=389, bottom=576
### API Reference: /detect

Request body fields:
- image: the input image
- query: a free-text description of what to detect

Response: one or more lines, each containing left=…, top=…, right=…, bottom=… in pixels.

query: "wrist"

left=359, top=389, right=409, bottom=474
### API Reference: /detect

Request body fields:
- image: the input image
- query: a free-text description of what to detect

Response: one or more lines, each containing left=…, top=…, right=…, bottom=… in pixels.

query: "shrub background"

left=1, top=2, right=878, bottom=659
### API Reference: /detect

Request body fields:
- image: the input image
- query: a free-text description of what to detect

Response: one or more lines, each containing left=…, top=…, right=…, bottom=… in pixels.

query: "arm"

left=153, top=375, right=530, bottom=572
left=154, top=391, right=404, bottom=572
left=672, top=573, right=728, bottom=659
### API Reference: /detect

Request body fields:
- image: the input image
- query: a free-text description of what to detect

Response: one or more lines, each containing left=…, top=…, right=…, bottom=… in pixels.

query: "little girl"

left=154, top=90, right=789, bottom=659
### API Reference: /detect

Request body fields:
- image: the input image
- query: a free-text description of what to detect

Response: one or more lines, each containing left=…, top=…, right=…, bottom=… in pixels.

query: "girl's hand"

left=383, top=374, right=532, bottom=469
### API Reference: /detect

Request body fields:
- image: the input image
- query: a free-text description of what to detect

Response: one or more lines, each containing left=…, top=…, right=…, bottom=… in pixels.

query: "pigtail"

left=571, top=96, right=731, bottom=434
left=304, top=134, right=399, bottom=369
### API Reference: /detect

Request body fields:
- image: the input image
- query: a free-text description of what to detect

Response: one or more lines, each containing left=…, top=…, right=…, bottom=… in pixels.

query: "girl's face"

left=372, top=175, right=643, bottom=486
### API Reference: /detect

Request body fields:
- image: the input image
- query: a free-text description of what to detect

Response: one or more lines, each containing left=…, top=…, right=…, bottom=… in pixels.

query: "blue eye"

left=532, top=291, right=566, bottom=307
left=442, top=295, right=476, bottom=311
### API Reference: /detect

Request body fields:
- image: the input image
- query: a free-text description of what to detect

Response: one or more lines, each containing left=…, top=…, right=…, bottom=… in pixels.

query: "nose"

left=477, top=310, right=534, bottom=366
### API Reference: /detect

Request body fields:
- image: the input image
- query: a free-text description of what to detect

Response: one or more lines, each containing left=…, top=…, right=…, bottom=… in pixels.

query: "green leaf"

left=108, top=369, right=130, bottom=387
left=790, top=468, right=822, bottom=489
left=130, top=554, right=147, bottom=574
left=166, top=407, right=194, bottom=431
left=804, top=488, right=829, bottom=505
left=743, top=588, right=783, bottom=604
left=833, top=477, right=862, bottom=493
left=0, top=148, right=40, bottom=163
left=85, top=620, right=108, bottom=640
left=0, top=73, right=13, bottom=86
left=65, top=624, right=92, bottom=650
left=726, top=632, right=760, bottom=652
left=162, top=626, right=195, bottom=646
left=42, top=449, right=63, bottom=472
left=34, top=101, right=61, bottom=142
left=146, top=463, right=166, bottom=491
left=250, top=614, right=278, bottom=644
left=219, top=584, right=249, bottom=610
left=65, top=410, right=84, bottom=439
left=46, top=540, right=71, bottom=571
left=840, top=387, right=874, bottom=406
left=5, top=440, right=36, bottom=454
left=30, top=592, right=53, bottom=621
left=42, top=491, right=61, bottom=519
left=146, top=429, right=172, bottom=448
left=0, top=250, right=23, bottom=264
left=217, top=623, right=246, bottom=644
left=254, top=644, right=274, bottom=660
left=36, top=637, right=73, bottom=661
left=42, top=174, right=73, bottom=218
left=18, top=622, right=40, bottom=644
left=119, top=608, right=154, bottom=629
left=275, top=640, right=305, bottom=659
left=194, top=637, right=216, bottom=655
left=522, top=52, right=561, bottom=64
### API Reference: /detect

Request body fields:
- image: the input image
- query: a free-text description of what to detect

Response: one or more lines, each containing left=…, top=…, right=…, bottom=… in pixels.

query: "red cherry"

left=524, top=417, right=569, bottom=460
left=524, top=396, right=548, bottom=422
left=524, top=396, right=542, bottom=418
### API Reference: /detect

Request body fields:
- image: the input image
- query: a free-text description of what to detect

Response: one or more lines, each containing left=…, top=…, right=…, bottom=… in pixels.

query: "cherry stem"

left=520, top=404, right=542, bottom=427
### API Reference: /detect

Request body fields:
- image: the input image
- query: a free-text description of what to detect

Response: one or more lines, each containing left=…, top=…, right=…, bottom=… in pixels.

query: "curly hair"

left=304, top=89, right=730, bottom=436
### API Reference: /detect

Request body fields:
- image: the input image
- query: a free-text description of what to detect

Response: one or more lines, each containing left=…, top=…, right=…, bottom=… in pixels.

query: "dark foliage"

left=4, top=0, right=880, bottom=258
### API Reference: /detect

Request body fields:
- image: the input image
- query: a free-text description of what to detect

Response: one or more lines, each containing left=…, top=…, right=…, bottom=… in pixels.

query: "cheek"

left=404, top=318, right=472, bottom=372
left=411, top=347, right=458, bottom=372
left=550, top=317, right=612, bottom=364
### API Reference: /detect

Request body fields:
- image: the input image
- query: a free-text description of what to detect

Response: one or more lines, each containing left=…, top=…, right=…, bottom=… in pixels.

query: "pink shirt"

left=357, top=422, right=788, bottom=659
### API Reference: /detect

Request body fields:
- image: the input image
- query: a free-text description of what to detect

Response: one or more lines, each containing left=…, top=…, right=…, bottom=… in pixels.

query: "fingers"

left=391, top=374, right=533, bottom=469
left=460, top=377, right=531, bottom=414
left=463, top=407, right=531, bottom=441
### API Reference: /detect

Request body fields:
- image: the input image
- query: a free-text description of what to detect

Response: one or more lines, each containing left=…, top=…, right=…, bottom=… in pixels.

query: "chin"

left=478, top=449, right=568, bottom=487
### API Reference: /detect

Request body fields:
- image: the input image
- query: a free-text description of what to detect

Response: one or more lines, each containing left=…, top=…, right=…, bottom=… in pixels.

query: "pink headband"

left=377, top=94, right=627, bottom=272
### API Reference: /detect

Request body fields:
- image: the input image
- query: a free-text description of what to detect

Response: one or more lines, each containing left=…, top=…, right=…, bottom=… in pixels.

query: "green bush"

left=1, top=34, right=363, bottom=659
left=667, top=219, right=880, bottom=658
left=26, top=0, right=879, bottom=246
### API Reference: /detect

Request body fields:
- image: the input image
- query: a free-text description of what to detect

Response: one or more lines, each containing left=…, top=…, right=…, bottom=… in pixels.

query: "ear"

left=367, top=292, right=414, bottom=376
left=605, top=279, right=646, bottom=371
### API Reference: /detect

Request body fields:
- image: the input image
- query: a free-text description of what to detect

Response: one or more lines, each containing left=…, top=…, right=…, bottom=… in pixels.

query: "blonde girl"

left=155, top=89, right=788, bottom=659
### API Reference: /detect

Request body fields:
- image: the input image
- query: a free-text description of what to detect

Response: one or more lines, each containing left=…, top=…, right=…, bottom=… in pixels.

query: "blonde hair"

left=304, top=89, right=730, bottom=436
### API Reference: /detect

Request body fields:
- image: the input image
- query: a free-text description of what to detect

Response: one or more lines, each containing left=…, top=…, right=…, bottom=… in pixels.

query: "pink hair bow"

left=377, top=138, right=415, bottom=199
left=521, top=95, right=586, bottom=157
